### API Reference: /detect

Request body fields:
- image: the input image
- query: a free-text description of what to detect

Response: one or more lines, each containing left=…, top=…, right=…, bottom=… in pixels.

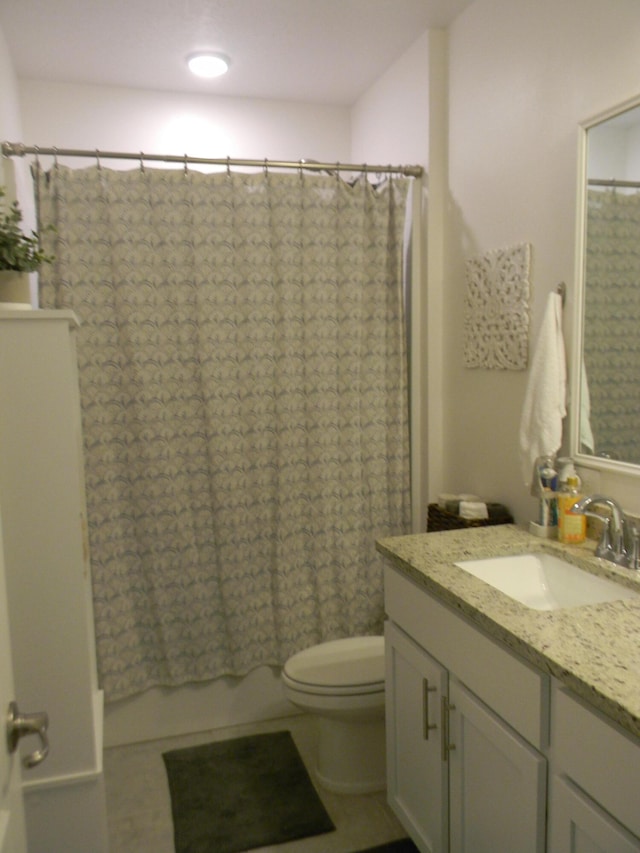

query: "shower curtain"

left=35, top=164, right=411, bottom=702
left=584, top=189, right=640, bottom=464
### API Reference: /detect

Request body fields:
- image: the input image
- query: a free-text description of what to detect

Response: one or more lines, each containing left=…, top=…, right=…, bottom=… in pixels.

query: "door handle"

left=6, top=701, right=50, bottom=768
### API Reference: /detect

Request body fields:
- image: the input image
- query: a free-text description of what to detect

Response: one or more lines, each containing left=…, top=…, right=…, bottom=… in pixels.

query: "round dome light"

left=187, top=53, right=229, bottom=79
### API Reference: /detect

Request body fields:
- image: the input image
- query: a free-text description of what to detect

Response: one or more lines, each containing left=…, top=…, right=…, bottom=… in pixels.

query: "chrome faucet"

left=570, top=495, right=636, bottom=569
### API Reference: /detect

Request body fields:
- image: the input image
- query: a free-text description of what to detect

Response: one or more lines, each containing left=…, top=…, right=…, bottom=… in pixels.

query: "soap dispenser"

left=557, top=472, right=586, bottom=545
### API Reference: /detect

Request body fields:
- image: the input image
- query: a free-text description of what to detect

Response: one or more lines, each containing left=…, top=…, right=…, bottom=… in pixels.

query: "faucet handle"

left=583, top=513, right=615, bottom=561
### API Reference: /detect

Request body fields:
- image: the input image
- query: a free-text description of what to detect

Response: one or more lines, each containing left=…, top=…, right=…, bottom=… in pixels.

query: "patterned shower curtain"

left=35, top=165, right=411, bottom=702
left=584, top=189, right=640, bottom=464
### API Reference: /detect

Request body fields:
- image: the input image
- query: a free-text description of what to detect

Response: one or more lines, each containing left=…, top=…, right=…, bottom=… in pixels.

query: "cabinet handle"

left=441, top=696, right=456, bottom=762
left=422, top=678, right=438, bottom=740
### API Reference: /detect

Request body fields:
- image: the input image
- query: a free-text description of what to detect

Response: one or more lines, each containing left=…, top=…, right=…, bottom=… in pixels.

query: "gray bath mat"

left=162, top=729, right=335, bottom=853
left=354, top=841, right=419, bottom=853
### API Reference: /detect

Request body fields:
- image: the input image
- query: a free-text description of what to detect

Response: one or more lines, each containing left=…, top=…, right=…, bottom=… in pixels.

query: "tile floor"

left=104, top=714, right=408, bottom=853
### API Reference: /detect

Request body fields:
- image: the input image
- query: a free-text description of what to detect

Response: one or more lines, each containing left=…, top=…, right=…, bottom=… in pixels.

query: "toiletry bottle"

left=539, top=459, right=558, bottom=528
left=557, top=475, right=586, bottom=544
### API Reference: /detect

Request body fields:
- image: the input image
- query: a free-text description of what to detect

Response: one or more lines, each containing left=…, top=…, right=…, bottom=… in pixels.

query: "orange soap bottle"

left=558, top=475, right=586, bottom=544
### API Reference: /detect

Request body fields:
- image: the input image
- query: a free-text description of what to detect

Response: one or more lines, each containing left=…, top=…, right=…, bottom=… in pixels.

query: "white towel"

left=519, top=292, right=566, bottom=486
left=580, top=359, right=595, bottom=454
left=459, top=500, right=489, bottom=520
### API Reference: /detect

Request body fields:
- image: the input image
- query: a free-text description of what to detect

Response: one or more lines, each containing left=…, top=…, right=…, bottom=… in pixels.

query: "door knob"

left=6, top=701, right=50, bottom=768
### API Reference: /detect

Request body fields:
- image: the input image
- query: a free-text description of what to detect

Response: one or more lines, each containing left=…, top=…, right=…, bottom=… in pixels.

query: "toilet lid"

left=283, top=636, right=384, bottom=689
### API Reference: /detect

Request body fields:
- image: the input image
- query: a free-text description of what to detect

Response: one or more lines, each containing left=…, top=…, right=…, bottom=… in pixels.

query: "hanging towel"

left=580, top=359, right=595, bottom=454
left=519, top=292, right=567, bottom=486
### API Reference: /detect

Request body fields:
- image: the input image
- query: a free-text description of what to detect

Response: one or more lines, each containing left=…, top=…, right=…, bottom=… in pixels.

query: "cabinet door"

left=448, top=679, right=546, bottom=853
left=549, top=776, right=640, bottom=853
left=385, top=621, right=448, bottom=853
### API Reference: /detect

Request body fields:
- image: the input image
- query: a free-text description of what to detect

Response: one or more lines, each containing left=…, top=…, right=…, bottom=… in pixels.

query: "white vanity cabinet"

left=549, top=777, right=640, bottom=852
left=447, top=678, right=546, bottom=852
left=385, top=621, right=448, bottom=853
left=548, top=685, right=640, bottom=852
left=384, top=566, right=548, bottom=853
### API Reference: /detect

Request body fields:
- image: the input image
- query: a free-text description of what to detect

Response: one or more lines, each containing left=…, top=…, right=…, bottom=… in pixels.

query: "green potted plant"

left=0, top=186, right=53, bottom=306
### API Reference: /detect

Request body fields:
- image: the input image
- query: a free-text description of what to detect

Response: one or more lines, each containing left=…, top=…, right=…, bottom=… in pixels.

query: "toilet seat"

left=282, top=636, right=384, bottom=696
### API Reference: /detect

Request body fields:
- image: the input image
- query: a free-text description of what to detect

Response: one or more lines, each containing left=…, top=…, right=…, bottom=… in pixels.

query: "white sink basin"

left=454, top=552, right=640, bottom=611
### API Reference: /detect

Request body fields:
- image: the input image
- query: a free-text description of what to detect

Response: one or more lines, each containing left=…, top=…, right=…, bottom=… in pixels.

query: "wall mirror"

left=571, top=95, right=640, bottom=477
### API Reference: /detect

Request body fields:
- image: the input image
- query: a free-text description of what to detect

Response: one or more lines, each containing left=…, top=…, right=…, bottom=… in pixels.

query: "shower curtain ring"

left=263, top=158, right=268, bottom=176
left=53, top=147, right=59, bottom=169
left=184, top=154, right=189, bottom=176
left=139, top=152, right=145, bottom=173
left=96, top=149, right=101, bottom=170
left=226, top=156, right=231, bottom=177
left=298, top=159, right=303, bottom=179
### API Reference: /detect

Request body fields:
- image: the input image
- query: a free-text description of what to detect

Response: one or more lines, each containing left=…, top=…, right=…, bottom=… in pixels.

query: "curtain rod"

left=1, top=141, right=423, bottom=178
left=588, top=177, right=640, bottom=189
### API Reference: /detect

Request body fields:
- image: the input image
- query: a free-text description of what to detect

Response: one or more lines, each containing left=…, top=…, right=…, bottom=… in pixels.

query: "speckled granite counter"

left=376, top=525, right=640, bottom=740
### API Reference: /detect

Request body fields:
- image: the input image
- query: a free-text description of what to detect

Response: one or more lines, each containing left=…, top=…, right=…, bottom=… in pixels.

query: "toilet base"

left=314, top=714, right=386, bottom=794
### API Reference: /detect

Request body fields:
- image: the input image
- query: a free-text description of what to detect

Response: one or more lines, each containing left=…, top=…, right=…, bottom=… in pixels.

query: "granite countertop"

left=376, top=525, right=640, bottom=740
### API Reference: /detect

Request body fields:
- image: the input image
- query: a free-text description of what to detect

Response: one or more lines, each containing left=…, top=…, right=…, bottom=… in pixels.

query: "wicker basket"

left=427, top=503, right=513, bottom=533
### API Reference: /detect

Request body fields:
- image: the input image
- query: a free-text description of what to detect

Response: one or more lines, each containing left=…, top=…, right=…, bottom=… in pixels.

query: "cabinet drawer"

left=384, top=566, right=549, bottom=750
left=552, top=683, right=640, bottom=839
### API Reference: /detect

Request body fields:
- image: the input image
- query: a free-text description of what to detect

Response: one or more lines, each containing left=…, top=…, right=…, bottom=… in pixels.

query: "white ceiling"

left=0, top=0, right=473, bottom=105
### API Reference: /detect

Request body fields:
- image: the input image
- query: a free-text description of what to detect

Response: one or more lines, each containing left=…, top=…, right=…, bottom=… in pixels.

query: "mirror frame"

left=570, top=93, right=640, bottom=478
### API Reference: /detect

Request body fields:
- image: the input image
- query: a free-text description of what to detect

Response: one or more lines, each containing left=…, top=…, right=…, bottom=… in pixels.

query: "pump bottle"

left=557, top=474, right=586, bottom=544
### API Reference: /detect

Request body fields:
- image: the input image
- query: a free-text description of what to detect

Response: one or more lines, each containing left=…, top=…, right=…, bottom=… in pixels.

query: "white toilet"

left=281, top=635, right=386, bottom=794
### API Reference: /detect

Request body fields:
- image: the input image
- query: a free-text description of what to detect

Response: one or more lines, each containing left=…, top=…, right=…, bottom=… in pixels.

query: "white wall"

left=18, top=80, right=352, bottom=169
left=351, top=29, right=430, bottom=169
left=445, top=0, right=640, bottom=523
left=350, top=29, right=452, bottom=530
left=0, top=25, right=37, bottom=303
left=351, top=29, right=434, bottom=531
left=0, top=28, right=24, bottom=188
left=588, top=119, right=640, bottom=182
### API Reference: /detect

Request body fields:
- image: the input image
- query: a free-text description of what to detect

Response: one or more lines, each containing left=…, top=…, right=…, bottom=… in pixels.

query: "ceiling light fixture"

left=187, top=52, right=230, bottom=79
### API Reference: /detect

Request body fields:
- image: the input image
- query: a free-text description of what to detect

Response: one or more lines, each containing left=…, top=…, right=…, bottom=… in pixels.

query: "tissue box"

left=427, top=503, right=513, bottom=532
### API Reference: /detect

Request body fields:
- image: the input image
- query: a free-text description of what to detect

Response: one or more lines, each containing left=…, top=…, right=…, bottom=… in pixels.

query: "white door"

left=385, top=621, right=448, bottom=853
left=448, top=679, right=546, bottom=853
left=549, top=775, right=640, bottom=853
left=0, top=507, right=28, bottom=853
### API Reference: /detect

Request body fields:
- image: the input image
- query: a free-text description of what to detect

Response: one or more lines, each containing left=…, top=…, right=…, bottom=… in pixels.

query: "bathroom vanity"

left=378, top=525, right=640, bottom=853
